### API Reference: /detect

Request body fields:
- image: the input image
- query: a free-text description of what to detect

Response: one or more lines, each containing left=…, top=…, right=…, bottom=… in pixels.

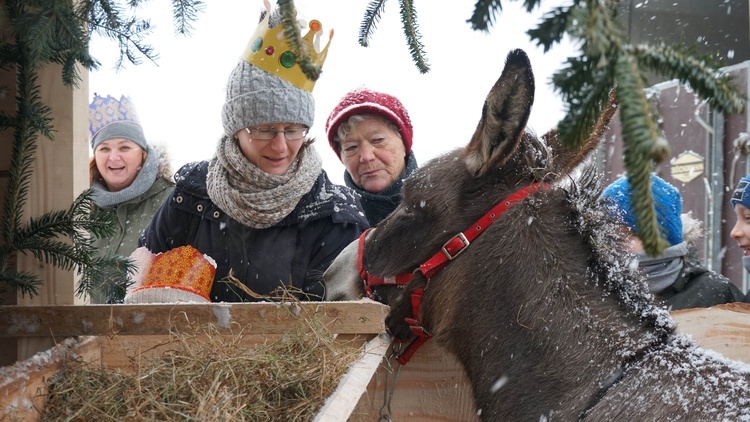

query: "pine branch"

left=359, top=0, right=387, bottom=48
left=1, top=0, right=201, bottom=301
left=398, top=0, right=429, bottom=74
left=0, top=41, right=20, bottom=68
left=85, top=0, right=158, bottom=70
left=0, top=270, right=41, bottom=299
left=0, top=112, right=14, bottom=131
left=1, top=46, right=43, bottom=256
left=631, top=43, right=746, bottom=115
left=13, top=239, right=81, bottom=271
left=556, top=69, right=614, bottom=150
left=169, top=0, right=205, bottom=36
left=467, top=0, right=502, bottom=31
left=615, top=53, right=670, bottom=256
left=527, top=4, right=572, bottom=52
left=76, top=254, right=135, bottom=302
left=278, top=0, right=321, bottom=83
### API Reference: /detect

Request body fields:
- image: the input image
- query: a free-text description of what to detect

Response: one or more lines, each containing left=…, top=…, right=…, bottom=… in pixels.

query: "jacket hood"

left=152, top=142, right=175, bottom=183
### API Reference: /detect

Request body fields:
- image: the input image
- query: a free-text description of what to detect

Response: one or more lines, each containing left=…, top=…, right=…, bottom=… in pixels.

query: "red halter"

left=358, top=183, right=547, bottom=364
left=357, top=228, right=414, bottom=301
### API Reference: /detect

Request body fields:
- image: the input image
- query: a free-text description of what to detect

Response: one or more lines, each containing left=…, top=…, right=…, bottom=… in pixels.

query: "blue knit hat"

left=601, top=174, right=683, bottom=246
left=731, top=175, right=750, bottom=210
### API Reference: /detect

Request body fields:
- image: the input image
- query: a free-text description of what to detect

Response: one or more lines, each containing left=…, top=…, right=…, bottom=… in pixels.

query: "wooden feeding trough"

left=0, top=301, right=477, bottom=421
left=1, top=301, right=750, bottom=421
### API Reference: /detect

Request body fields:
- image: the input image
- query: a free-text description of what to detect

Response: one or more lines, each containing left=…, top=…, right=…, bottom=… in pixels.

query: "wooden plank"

left=672, top=302, right=750, bottom=364
left=351, top=340, right=479, bottom=422
left=314, top=333, right=391, bottom=422
left=0, top=336, right=101, bottom=421
left=0, top=301, right=388, bottom=338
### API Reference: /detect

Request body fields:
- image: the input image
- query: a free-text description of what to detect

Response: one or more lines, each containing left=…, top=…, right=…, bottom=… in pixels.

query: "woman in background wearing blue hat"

left=602, top=173, right=744, bottom=310
left=89, top=94, right=175, bottom=302
left=139, top=7, right=368, bottom=303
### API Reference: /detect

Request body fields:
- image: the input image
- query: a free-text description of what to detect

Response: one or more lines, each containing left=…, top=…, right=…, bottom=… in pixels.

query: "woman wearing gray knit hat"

left=601, top=173, right=743, bottom=310
left=325, top=87, right=418, bottom=226
left=139, top=7, right=368, bottom=303
left=88, top=94, right=175, bottom=302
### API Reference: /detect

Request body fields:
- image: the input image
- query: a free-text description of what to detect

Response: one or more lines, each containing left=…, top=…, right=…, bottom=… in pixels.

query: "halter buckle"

left=441, top=232, right=470, bottom=260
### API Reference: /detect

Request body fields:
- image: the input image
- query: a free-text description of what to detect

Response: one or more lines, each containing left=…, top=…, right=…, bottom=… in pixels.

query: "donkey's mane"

left=561, top=161, right=675, bottom=337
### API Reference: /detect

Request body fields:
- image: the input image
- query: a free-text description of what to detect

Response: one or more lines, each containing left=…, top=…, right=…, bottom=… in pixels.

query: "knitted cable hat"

left=221, top=4, right=332, bottom=137
left=731, top=174, right=750, bottom=210
left=601, top=173, right=684, bottom=246
left=222, top=61, right=315, bottom=137
left=89, top=94, right=148, bottom=151
left=325, top=88, right=414, bottom=158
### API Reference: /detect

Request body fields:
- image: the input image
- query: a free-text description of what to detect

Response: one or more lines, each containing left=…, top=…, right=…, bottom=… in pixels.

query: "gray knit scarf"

left=636, top=241, right=688, bottom=294
left=91, top=144, right=159, bottom=208
left=206, top=135, right=322, bottom=229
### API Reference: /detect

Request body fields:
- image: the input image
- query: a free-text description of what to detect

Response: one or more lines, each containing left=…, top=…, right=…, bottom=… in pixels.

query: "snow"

left=212, top=303, right=232, bottom=328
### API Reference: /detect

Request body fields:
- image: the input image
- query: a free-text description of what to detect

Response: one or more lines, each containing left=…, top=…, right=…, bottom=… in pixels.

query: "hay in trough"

left=41, top=305, right=362, bottom=421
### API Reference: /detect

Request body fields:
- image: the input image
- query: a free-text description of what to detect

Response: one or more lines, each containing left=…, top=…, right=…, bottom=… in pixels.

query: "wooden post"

left=0, top=0, right=16, bottom=366
left=15, top=63, right=89, bottom=360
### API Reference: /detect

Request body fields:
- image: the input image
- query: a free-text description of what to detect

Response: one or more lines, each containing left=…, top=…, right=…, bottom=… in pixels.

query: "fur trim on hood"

left=681, top=211, right=704, bottom=264
left=152, top=142, right=175, bottom=183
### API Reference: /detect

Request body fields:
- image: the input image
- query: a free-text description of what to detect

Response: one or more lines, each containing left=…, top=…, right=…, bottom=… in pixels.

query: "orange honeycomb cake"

left=125, top=245, right=216, bottom=303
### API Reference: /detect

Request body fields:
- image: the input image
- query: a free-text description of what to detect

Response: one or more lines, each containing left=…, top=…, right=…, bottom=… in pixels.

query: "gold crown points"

left=240, top=4, right=333, bottom=92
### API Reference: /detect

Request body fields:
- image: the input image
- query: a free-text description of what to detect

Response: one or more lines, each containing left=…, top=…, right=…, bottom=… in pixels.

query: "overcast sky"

left=88, top=0, right=576, bottom=184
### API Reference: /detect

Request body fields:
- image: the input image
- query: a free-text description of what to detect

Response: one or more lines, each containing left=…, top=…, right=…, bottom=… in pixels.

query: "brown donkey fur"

left=324, top=49, right=750, bottom=420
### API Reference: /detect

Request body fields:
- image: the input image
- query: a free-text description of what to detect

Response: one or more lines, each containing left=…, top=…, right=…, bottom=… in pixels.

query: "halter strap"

left=394, top=182, right=547, bottom=364
left=357, top=228, right=414, bottom=301
left=419, top=183, right=547, bottom=279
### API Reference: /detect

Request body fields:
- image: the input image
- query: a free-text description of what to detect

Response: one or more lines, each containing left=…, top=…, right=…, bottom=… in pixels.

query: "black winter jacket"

left=140, top=161, right=369, bottom=302
left=657, top=261, right=745, bottom=310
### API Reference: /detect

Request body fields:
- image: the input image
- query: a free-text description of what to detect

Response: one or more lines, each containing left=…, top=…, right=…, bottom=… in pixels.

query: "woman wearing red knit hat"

left=325, top=88, right=419, bottom=226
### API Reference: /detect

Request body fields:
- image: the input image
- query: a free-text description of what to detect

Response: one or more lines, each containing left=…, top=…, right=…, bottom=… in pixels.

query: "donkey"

left=323, top=49, right=750, bottom=420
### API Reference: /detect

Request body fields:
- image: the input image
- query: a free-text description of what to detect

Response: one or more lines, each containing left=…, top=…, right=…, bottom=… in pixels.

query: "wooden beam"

left=671, top=302, right=750, bottom=364
left=314, top=333, right=391, bottom=422
left=0, top=301, right=389, bottom=338
left=0, top=336, right=101, bottom=421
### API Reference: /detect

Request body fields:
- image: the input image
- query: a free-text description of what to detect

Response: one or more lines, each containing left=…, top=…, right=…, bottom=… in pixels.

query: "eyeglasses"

left=244, top=127, right=308, bottom=141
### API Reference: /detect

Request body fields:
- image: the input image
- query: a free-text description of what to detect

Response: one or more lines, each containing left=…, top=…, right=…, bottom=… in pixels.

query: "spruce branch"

left=84, top=0, right=158, bottom=71
left=359, top=0, right=387, bottom=47
left=1, top=0, right=201, bottom=302
left=631, top=43, right=746, bottom=115
left=76, top=254, right=135, bottom=302
left=0, top=270, right=41, bottom=299
left=467, top=0, right=502, bottom=32
left=398, top=0, right=429, bottom=74
left=615, top=53, right=670, bottom=255
left=169, top=0, right=205, bottom=35
left=527, top=4, right=573, bottom=52
left=277, top=0, right=322, bottom=83
left=556, top=69, right=614, bottom=150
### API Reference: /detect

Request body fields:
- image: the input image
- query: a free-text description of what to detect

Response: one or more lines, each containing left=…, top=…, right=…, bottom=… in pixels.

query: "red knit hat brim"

left=326, top=89, right=413, bottom=159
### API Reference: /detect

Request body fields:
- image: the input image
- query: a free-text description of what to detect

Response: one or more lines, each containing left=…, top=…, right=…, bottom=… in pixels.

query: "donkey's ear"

left=463, top=49, right=535, bottom=176
left=546, top=89, right=619, bottom=177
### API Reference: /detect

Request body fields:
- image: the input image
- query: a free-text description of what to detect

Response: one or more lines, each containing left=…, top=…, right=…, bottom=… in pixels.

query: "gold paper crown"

left=240, top=2, right=333, bottom=92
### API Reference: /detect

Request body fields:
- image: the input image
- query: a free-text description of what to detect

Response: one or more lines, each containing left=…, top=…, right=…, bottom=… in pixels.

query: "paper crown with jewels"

left=88, top=94, right=140, bottom=138
left=240, top=1, right=333, bottom=92
left=88, top=94, right=146, bottom=150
